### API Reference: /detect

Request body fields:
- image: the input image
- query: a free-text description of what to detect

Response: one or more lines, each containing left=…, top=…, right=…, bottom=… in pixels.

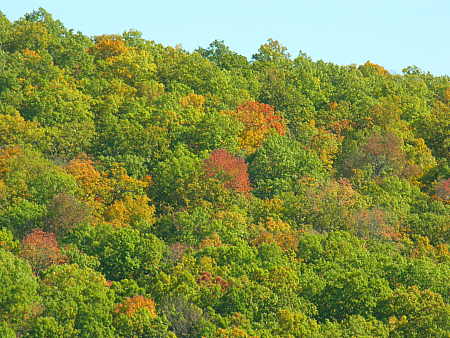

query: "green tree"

left=37, top=264, right=115, bottom=337
left=0, top=249, right=40, bottom=333
left=249, top=134, right=326, bottom=198
left=65, top=224, right=165, bottom=281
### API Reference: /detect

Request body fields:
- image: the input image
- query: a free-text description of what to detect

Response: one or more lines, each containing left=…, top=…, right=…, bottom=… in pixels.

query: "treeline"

left=0, top=8, right=449, bottom=337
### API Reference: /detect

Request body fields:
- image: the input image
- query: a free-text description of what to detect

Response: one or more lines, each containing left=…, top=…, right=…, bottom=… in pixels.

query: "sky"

left=2, top=1, right=450, bottom=75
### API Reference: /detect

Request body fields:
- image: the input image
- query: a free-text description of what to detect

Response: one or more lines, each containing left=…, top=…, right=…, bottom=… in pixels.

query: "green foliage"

left=150, top=145, right=204, bottom=209
left=65, top=224, right=165, bottom=281
left=0, top=227, right=19, bottom=252
left=0, top=249, right=40, bottom=332
left=249, top=134, right=327, bottom=198
left=38, top=264, right=115, bottom=337
left=378, top=286, right=450, bottom=337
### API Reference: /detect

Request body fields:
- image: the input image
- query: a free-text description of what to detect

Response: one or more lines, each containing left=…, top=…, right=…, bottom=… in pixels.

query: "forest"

left=0, top=8, right=449, bottom=337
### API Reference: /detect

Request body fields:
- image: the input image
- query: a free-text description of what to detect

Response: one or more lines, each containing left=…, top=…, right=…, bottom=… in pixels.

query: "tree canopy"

left=0, top=8, right=448, bottom=337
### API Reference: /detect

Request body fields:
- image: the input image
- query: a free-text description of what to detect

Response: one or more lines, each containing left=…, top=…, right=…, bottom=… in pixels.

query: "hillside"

left=0, top=9, right=449, bottom=337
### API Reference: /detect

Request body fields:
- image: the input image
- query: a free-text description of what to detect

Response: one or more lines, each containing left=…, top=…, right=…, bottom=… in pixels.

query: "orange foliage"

left=225, top=101, right=285, bottom=154
left=89, top=35, right=129, bottom=59
left=329, top=119, right=353, bottom=135
left=328, top=101, right=338, bottom=110
left=362, top=61, right=390, bottom=76
left=65, top=155, right=152, bottom=225
left=65, top=154, right=111, bottom=220
left=0, top=146, right=21, bottom=176
left=114, top=295, right=157, bottom=318
left=199, top=232, right=223, bottom=249
left=22, top=48, right=41, bottom=59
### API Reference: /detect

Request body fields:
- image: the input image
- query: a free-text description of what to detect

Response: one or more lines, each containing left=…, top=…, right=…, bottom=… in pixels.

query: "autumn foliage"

left=89, top=35, right=129, bottom=59
left=20, top=229, right=66, bottom=273
left=434, top=178, right=450, bottom=204
left=203, top=149, right=251, bottom=193
left=114, top=295, right=157, bottom=318
left=225, top=101, right=285, bottom=154
left=197, top=271, right=230, bottom=292
left=0, top=9, right=449, bottom=337
left=46, top=193, right=90, bottom=236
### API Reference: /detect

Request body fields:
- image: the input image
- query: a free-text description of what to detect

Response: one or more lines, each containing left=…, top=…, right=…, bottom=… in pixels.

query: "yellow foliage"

left=66, top=156, right=153, bottom=225
left=180, top=93, right=205, bottom=108
left=253, top=218, right=299, bottom=252
left=198, top=256, right=216, bottom=271
left=104, top=194, right=155, bottom=227
left=443, top=87, right=450, bottom=103
left=0, top=113, right=45, bottom=148
left=0, top=179, right=6, bottom=200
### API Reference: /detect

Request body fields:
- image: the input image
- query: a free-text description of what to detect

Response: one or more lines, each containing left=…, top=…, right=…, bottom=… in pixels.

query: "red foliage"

left=203, top=149, right=252, bottom=193
left=20, top=229, right=66, bottom=274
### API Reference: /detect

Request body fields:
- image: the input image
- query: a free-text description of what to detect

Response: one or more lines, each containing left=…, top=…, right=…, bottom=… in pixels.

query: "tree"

left=38, top=264, right=115, bottom=337
left=45, top=193, right=90, bottom=237
left=249, top=134, right=326, bottom=198
left=20, top=229, right=66, bottom=274
left=66, top=224, right=165, bottom=281
left=224, top=101, right=285, bottom=154
left=378, top=286, right=450, bottom=337
left=203, top=149, right=251, bottom=193
left=196, top=40, right=249, bottom=71
left=0, top=249, right=40, bottom=333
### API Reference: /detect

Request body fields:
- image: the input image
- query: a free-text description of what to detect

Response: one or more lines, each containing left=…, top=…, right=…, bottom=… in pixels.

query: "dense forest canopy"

left=0, top=8, right=449, bottom=337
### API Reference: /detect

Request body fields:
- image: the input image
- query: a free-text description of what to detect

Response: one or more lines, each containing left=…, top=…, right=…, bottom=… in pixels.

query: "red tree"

left=203, top=149, right=251, bottom=193
left=20, top=229, right=66, bottom=274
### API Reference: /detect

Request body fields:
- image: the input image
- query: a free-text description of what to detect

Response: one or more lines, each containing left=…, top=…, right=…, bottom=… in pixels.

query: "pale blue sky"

left=2, top=1, right=450, bottom=75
